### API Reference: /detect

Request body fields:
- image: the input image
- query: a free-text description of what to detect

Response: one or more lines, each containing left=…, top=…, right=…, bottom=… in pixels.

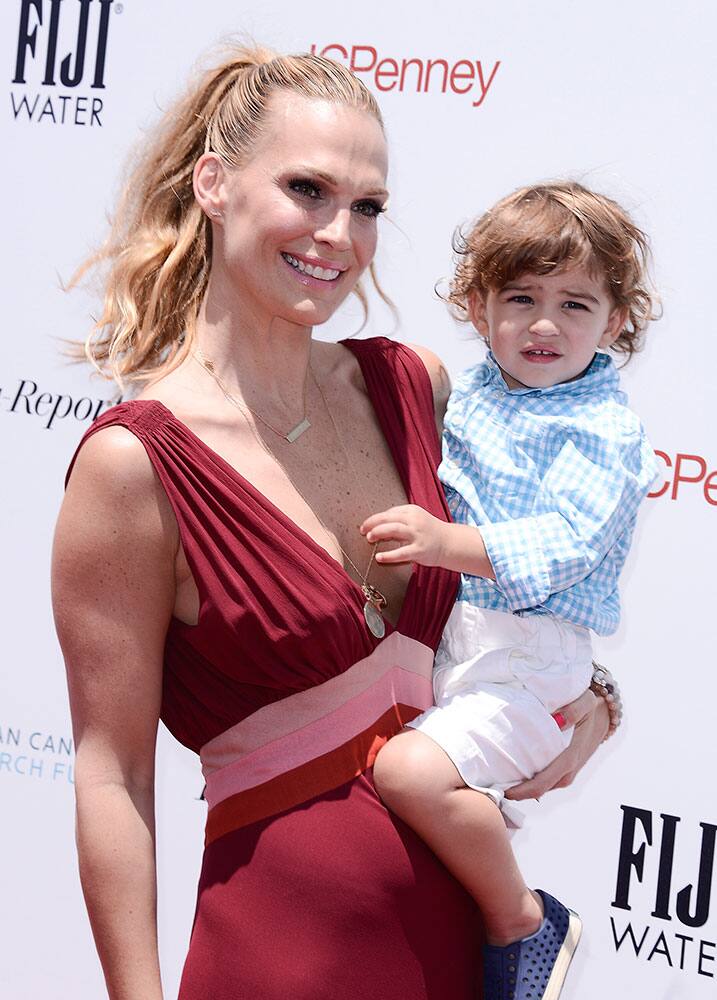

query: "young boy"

left=362, top=181, right=658, bottom=1000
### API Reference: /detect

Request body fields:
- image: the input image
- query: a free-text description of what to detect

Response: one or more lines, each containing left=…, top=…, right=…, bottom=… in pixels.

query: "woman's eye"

left=353, top=200, right=385, bottom=219
left=288, top=179, right=322, bottom=200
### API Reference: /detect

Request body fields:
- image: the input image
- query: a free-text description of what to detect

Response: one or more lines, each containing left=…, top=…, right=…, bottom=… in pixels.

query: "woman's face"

left=210, top=91, right=389, bottom=329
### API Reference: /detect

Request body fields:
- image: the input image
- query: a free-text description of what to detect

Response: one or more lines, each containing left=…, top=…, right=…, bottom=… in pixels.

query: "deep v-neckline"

left=139, top=341, right=420, bottom=632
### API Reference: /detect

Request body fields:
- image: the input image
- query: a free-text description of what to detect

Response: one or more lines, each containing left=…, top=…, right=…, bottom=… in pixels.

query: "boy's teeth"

left=282, top=253, right=340, bottom=281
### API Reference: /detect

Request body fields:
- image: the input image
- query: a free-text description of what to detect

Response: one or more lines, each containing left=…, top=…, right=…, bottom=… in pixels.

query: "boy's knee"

left=373, top=730, right=444, bottom=809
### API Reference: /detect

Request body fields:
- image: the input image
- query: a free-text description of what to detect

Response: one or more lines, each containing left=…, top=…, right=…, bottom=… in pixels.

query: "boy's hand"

left=361, top=506, right=497, bottom=578
left=360, top=505, right=450, bottom=567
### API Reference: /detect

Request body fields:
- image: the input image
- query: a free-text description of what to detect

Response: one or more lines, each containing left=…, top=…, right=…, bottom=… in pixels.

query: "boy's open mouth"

left=522, top=349, right=561, bottom=359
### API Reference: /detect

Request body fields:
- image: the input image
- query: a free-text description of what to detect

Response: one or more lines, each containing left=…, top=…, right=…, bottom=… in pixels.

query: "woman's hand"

left=505, top=689, right=610, bottom=800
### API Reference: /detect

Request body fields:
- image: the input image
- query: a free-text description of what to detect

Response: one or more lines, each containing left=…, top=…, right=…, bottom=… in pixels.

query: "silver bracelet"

left=590, top=661, right=622, bottom=741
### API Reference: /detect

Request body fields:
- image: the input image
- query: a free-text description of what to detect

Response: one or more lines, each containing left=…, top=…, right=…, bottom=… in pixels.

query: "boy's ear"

left=467, top=290, right=490, bottom=341
left=599, top=305, right=629, bottom=349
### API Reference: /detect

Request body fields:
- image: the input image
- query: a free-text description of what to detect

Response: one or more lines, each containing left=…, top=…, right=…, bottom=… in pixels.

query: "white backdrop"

left=2, top=1, right=715, bottom=997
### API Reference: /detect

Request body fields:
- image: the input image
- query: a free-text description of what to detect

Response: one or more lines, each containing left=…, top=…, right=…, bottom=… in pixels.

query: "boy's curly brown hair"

left=445, top=180, right=660, bottom=360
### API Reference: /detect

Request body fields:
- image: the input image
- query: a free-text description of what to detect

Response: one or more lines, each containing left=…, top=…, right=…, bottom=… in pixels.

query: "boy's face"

left=469, top=265, right=627, bottom=390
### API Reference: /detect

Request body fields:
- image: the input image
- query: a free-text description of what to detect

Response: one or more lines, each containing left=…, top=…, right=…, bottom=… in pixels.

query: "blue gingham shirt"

left=439, top=352, right=657, bottom=635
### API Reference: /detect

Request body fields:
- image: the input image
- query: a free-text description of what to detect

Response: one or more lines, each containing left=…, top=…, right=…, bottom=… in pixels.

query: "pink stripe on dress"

left=204, top=666, right=431, bottom=808
left=201, top=631, right=433, bottom=776
left=204, top=702, right=421, bottom=843
left=199, top=632, right=434, bottom=830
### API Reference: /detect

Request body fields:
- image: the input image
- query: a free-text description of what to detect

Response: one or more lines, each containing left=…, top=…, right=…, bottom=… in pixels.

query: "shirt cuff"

left=479, top=518, right=551, bottom=610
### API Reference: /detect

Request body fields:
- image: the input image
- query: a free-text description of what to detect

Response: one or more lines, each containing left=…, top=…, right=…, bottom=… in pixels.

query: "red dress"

left=68, top=338, right=483, bottom=999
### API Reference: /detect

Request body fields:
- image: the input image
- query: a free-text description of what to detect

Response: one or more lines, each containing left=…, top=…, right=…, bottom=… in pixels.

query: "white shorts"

left=408, top=603, right=593, bottom=822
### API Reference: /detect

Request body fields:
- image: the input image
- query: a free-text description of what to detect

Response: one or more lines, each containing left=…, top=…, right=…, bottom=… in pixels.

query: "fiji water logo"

left=611, top=805, right=716, bottom=981
left=10, top=0, right=119, bottom=126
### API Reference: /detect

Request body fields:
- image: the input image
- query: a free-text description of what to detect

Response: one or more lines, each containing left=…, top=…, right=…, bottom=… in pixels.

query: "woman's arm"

left=505, top=689, right=610, bottom=800
left=52, top=427, right=178, bottom=1000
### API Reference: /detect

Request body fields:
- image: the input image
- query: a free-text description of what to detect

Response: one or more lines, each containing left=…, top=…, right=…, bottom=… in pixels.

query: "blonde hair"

left=69, top=45, right=386, bottom=386
left=445, top=180, right=660, bottom=360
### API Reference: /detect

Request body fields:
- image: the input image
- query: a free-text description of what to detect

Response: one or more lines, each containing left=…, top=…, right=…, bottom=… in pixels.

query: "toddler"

left=362, top=181, right=658, bottom=1000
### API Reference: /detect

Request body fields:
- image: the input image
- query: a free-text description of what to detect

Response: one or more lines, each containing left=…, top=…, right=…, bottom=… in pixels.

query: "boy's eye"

left=288, top=178, right=322, bottom=199
left=564, top=300, right=589, bottom=310
left=508, top=294, right=533, bottom=305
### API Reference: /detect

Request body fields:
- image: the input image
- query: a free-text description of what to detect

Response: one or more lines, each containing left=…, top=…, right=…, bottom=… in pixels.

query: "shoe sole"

left=542, top=909, right=582, bottom=1000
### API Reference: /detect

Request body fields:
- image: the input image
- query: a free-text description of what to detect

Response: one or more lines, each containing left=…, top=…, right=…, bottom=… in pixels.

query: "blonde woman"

left=52, top=47, right=609, bottom=999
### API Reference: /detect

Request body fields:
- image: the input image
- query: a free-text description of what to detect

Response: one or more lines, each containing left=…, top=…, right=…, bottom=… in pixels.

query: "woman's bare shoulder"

left=405, top=342, right=452, bottom=423
left=63, top=423, right=178, bottom=554
left=67, top=423, right=158, bottom=495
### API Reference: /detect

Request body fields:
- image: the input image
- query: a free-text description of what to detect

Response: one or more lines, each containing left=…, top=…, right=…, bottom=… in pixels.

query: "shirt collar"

left=484, top=350, right=619, bottom=398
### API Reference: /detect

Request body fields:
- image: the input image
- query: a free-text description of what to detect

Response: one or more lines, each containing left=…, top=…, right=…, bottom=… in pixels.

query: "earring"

left=210, top=209, right=222, bottom=220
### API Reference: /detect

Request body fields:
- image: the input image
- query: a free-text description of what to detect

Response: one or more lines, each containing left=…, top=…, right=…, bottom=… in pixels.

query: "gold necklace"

left=195, top=348, right=311, bottom=443
left=309, top=365, right=389, bottom=636
left=194, top=351, right=388, bottom=638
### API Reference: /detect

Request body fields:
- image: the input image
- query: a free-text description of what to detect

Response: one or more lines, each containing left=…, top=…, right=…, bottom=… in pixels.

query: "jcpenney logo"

left=2, top=376, right=118, bottom=428
left=648, top=451, right=717, bottom=508
left=10, top=0, right=118, bottom=127
left=309, top=43, right=500, bottom=108
left=611, top=805, right=715, bottom=981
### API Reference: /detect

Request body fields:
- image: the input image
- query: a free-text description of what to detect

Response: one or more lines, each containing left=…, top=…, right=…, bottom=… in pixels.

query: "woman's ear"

left=599, top=305, right=629, bottom=349
left=467, top=289, right=490, bottom=343
left=193, top=153, right=228, bottom=222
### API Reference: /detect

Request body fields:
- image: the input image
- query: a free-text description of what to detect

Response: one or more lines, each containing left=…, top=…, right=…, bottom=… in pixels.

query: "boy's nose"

left=528, top=317, right=560, bottom=337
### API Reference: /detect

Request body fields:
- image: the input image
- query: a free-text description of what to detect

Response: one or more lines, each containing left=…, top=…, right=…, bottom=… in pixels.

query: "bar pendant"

left=285, top=417, right=311, bottom=443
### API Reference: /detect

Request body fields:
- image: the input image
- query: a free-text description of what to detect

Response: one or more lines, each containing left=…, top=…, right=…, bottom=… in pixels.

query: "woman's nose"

left=529, top=317, right=560, bottom=337
left=314, top=209, right=352, bottom=251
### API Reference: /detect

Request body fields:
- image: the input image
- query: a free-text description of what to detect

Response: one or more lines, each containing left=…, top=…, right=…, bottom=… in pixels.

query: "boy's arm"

left=362, top=419, right=656, bottom=604
left=478, top=426, right=657, bottom=610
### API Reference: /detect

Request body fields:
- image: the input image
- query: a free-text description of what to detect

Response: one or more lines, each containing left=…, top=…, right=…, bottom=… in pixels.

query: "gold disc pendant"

left=362, top=584, right=387, bottom=639
left=363, top=600, right=386, bottom=639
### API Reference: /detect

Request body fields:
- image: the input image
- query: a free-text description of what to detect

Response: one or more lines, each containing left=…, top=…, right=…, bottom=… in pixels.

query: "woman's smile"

left=280, top=251, right=347, bottom=286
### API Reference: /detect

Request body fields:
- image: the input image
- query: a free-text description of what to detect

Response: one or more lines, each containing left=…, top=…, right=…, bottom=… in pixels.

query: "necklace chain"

left=193, top=350, right=386, bottom=607
left=195, top=348, right=311, bottom=443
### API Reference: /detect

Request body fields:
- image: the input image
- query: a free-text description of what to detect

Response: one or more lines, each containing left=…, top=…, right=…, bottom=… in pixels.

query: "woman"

left=52, top=46, right=610, bottom=999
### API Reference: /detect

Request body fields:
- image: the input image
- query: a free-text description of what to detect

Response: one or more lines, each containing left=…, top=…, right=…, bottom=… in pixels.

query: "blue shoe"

left=482, top=890, right=582, bottom=1000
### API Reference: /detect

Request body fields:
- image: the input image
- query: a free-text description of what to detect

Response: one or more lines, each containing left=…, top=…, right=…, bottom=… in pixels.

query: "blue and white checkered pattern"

left=440, top=352, right=657, bottom=636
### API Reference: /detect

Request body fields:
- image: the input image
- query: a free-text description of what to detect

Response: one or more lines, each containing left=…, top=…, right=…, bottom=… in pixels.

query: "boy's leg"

left=373, top=728, right=543, bottom=946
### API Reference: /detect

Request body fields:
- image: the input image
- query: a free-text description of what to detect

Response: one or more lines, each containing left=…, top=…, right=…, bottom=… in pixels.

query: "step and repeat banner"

left=1, top=1, right=714, bottom=997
